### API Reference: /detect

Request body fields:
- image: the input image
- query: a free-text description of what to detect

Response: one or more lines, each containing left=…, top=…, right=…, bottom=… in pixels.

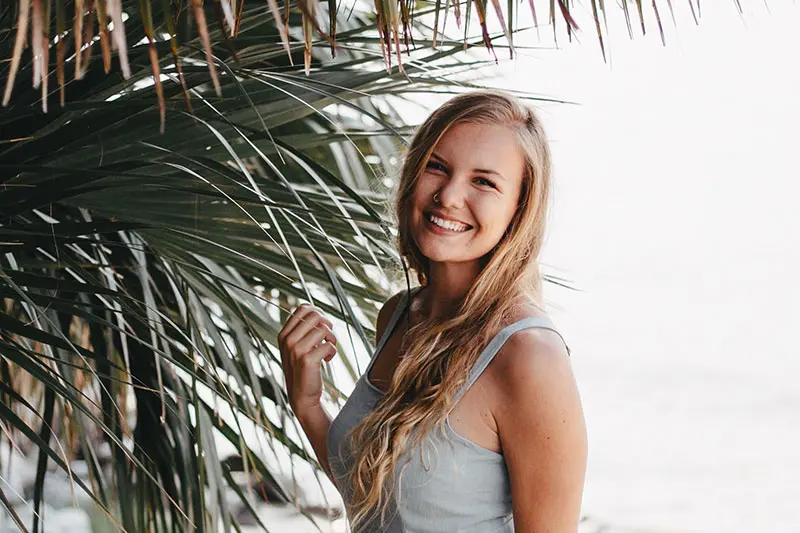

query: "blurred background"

left=1, top=1, right=797, bottom=532
left=508, top=4, right=800, bottom=532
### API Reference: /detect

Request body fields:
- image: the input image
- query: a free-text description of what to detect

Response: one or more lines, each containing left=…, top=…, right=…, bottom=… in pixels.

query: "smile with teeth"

left=428, top=214, right=471, bottom=232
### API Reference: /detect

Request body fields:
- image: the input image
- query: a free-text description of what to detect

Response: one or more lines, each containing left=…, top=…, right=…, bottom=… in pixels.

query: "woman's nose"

left=435, top=178, right=468, bottom=208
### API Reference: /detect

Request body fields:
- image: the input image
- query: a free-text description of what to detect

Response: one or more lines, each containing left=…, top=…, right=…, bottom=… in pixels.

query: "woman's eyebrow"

left=430, top=152, right=449, bottom=166
left=474, top=168, right=505, bottom=180
left=432, top=152, right=505, bottom=181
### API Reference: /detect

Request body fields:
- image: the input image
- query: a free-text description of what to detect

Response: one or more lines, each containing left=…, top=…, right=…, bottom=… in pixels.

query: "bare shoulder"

left=488, top=313, right=587, bottom=530
left=489, top=321, right=573, bottom=400
left=486, top=306, right=577, bottom=417
left=490, top=300, right=570, bottom=376
left=496, top=322, right=569, bottom=371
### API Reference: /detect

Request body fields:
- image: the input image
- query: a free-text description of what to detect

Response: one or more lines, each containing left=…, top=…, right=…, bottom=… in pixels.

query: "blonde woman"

left=278, top=90, right=588, bottom=532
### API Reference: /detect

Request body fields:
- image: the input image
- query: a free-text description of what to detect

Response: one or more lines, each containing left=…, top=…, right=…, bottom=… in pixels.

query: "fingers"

left=277, top=304, right=338, bottom=413
left=279, top=304, right=332, bottom=344
left=293, top=323, right=336, bottom=356
left=278, top=304, right=314, bottom=369
left=303, top=341, right=338, bottom=366
left=284, top=312, right=334, bottom=351
left=277, top=303, right=337, bottom=369
left=277, top=303, right=316, bottom=344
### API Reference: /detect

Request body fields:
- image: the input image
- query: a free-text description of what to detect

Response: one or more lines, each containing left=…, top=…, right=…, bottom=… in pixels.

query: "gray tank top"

left=326, top=287, right=570, bottom=532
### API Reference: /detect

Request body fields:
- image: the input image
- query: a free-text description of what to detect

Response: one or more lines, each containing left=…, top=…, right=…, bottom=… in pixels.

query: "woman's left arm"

left=492, top=329, right=588, bottom=532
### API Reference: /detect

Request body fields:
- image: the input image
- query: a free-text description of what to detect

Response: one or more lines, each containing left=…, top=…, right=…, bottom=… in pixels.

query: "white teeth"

left=429, top=214, right=469, bottom=232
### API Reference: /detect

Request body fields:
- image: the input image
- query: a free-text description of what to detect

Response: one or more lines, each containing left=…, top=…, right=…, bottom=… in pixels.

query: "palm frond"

left=0, top=2, right=563, bottom=530
left=2, top=0, right=748, bottom=114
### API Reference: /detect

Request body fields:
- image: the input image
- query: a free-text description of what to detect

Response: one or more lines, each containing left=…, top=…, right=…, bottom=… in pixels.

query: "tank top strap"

left=453, top=316, right=571, bottom=403
left=368, top=286, right=423, bottom=371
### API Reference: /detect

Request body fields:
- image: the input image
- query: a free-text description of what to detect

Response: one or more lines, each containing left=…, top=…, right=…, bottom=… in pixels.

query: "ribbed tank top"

left=326, top=287, right=571, bottom=532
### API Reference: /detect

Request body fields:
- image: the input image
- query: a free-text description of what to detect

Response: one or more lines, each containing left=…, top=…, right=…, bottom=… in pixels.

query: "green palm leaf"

left=0, top=3, right=529, bottom=531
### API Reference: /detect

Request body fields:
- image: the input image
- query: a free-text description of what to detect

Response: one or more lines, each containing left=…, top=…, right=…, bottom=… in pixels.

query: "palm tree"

left=0, top=0, right=744, bottom=531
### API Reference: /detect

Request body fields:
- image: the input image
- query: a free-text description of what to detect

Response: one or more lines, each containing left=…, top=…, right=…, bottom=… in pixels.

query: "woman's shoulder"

left=481, top=304, right=578, bottom=451
left=488, top=302, right=571, bottom=381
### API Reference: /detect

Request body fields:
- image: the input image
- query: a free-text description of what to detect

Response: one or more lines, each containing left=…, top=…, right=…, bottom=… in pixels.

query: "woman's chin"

left=417, top=245, right=482, bottom=264
left=413, top=231, right=490, bottom=263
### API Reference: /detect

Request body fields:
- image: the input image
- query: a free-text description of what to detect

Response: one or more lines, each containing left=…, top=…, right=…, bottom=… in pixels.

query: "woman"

left=278, top=90, right=588, bottom=532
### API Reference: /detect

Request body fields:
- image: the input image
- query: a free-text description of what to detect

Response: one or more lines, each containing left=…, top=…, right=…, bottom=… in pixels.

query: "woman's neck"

left=418, top=261, right=482, bottom=320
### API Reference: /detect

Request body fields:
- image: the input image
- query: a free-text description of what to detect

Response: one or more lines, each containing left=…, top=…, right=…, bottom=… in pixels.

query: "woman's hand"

left=277, top=304, right=338, bottom=416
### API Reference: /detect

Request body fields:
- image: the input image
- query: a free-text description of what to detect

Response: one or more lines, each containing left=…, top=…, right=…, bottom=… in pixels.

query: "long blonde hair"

left=345, top=90, right=553, bottom=530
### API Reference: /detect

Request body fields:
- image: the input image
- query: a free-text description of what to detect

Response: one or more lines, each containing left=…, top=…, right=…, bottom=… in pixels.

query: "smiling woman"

left=411, top=122, right=525, bottom=265
left=278, top=90, right=587, bottom=532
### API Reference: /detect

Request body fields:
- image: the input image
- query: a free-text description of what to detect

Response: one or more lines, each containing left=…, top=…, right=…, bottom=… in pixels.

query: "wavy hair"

left=345, top=90, right=553, bottom=530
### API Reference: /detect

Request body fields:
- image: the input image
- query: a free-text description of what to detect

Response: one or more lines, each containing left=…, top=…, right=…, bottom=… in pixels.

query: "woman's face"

left=409, top=122, right=526, bottom=265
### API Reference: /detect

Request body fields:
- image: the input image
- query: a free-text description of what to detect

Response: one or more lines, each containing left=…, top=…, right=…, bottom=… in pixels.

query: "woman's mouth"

left=425, top=212, right=473, bottom=234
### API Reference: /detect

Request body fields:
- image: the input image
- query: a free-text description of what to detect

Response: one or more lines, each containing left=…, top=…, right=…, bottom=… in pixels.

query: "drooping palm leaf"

left=2, top=0, right=750, bottom=114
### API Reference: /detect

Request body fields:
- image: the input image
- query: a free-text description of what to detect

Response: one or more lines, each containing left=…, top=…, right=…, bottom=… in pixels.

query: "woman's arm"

left=290, top=290, right=407, bottom=485
left=493, top=328, right=588, bottom=532
left=296, top=404, right=337, bottom=483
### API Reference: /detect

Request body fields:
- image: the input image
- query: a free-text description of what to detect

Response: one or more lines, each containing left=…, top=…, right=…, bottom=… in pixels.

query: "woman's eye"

left=425, top=161, right=447, bottom=173
left=475, top=177, right=497, bottom=188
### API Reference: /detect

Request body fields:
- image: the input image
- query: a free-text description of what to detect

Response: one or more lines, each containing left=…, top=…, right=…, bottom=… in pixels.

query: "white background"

left=497, top=3, right=800, bottom=531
